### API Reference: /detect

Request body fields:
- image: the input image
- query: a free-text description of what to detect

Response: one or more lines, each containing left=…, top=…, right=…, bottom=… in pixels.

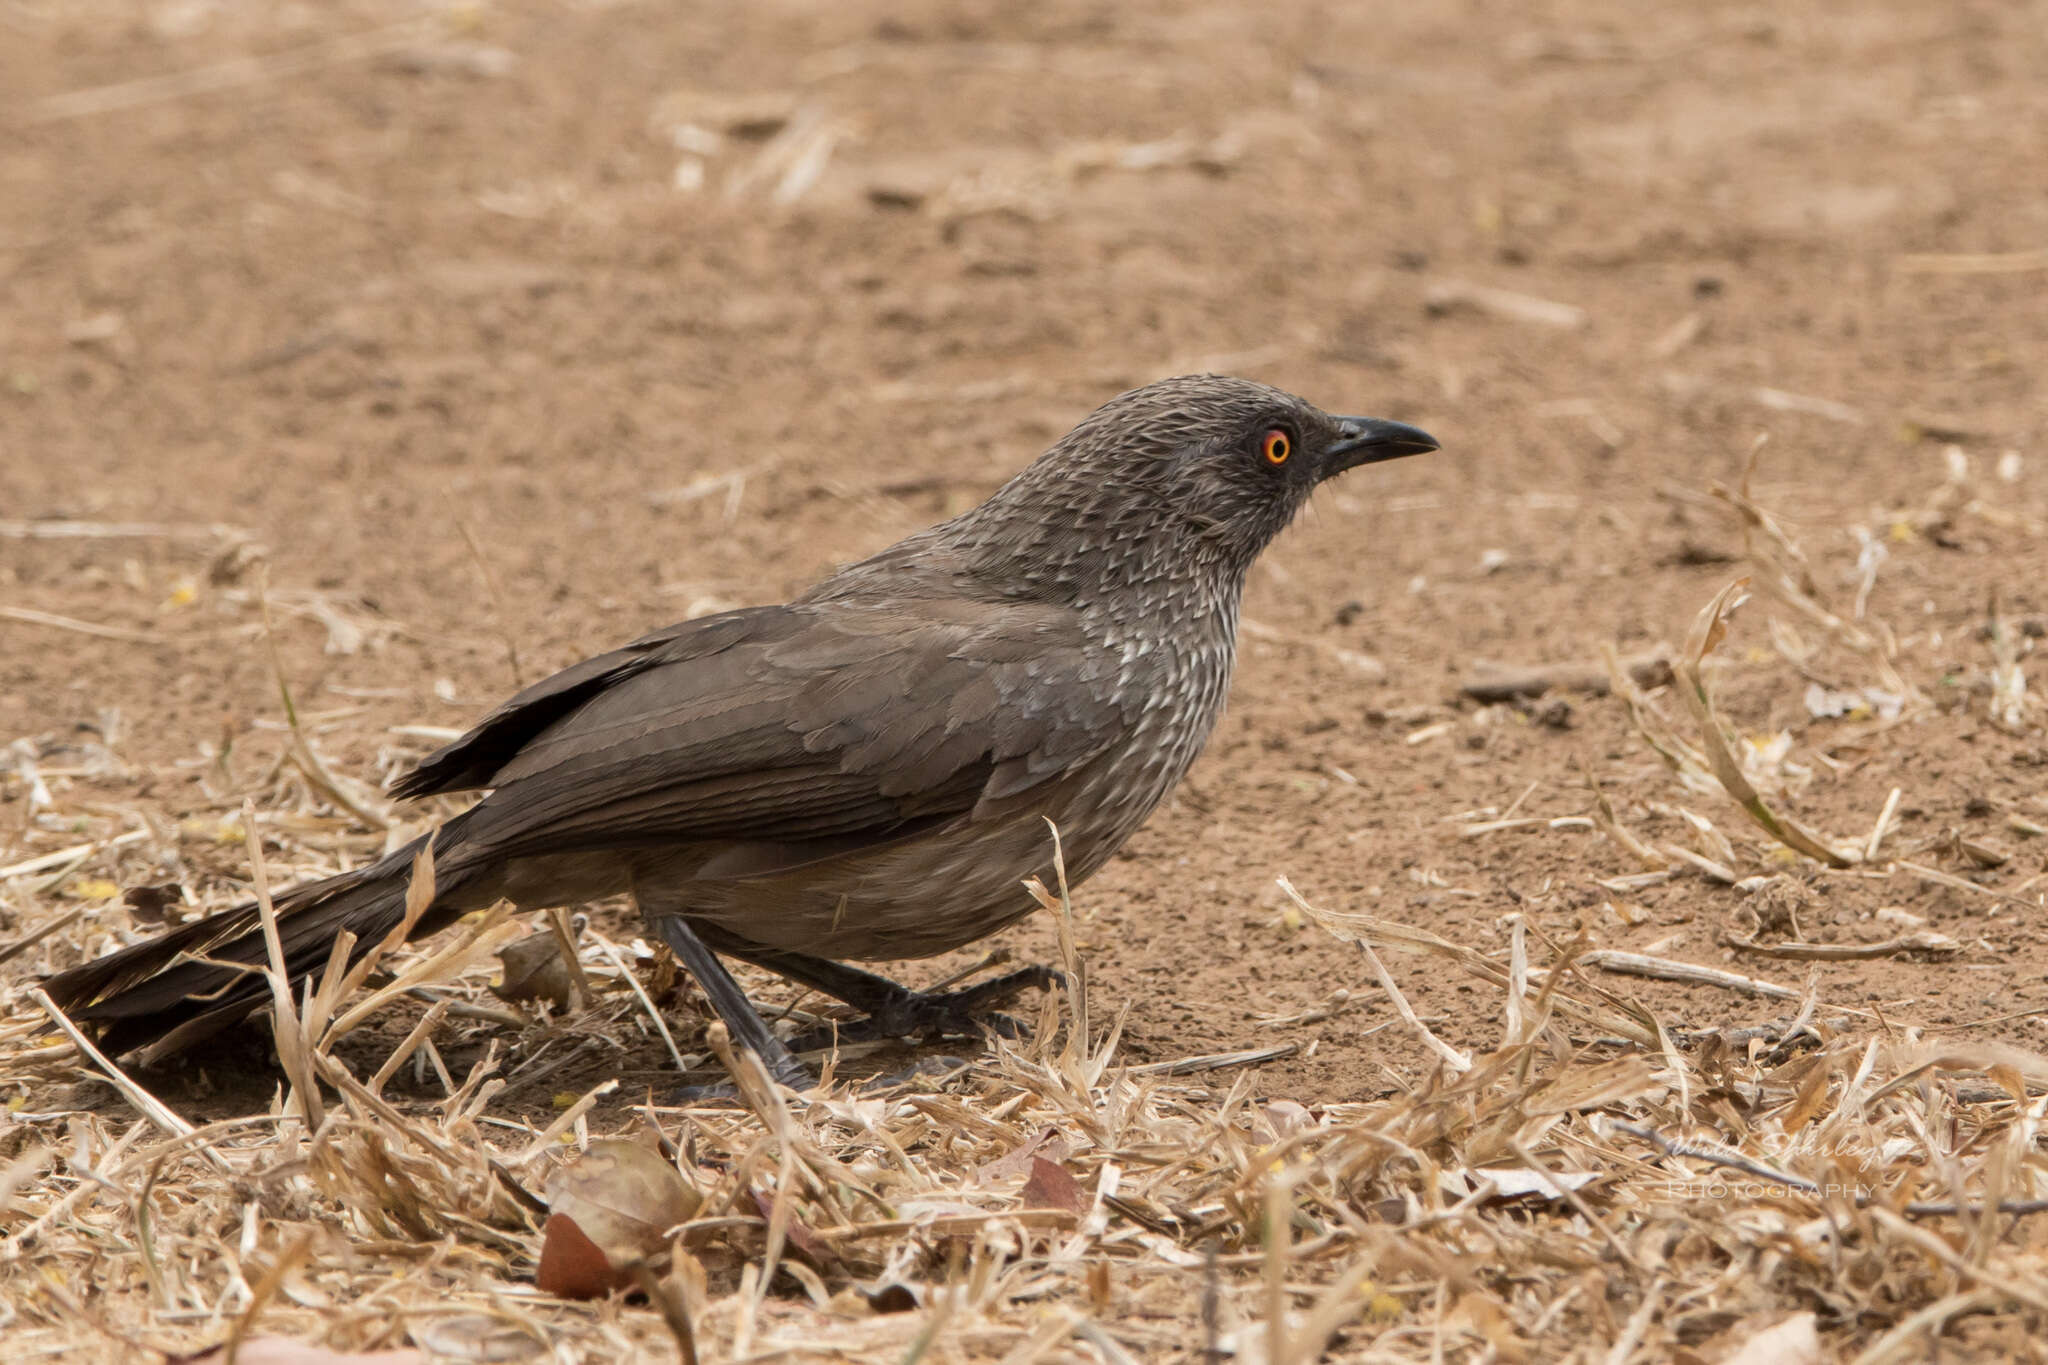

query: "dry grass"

left=4, top=474, right=2048, bottom=1363
left=7, top=863, right=2048, bottom=1362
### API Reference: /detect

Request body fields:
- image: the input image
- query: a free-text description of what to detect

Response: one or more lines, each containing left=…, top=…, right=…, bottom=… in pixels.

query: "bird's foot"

left=671, top=1041, right=814, bottom=1106
left=671, top=1079, right=745, bottom=1106
left=789, top=964, right=1058, bottom=1050
left=648, top=915, right=818, bottom=1096
left=678, top=1053, right=975, bottom=1105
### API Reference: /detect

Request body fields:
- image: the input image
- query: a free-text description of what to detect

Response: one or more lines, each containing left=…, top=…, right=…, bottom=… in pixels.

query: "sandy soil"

left=4, top=0, right=2047, bottom=1134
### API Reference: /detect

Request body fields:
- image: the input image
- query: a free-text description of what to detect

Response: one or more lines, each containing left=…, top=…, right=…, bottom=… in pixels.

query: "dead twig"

left=1460, top=651, right=1672, bottom=703
left=1578, top=950, right=1801, bottom=1000
left=25, top=19, right=440, bottom=124
left=1723, top=930, right=1961, bottom=961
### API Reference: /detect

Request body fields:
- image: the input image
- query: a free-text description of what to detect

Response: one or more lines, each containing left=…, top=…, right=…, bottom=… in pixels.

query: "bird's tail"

left=41, top=832, right=464, bottom=1063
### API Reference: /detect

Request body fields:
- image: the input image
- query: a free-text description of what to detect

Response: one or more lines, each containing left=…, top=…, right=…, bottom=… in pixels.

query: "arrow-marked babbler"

left=45, top=375, right=1439, bottom=1088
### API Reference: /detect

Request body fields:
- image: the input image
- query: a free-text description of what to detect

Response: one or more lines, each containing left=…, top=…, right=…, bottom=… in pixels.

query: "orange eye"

left=1261, top=429, right=1291, bottom=465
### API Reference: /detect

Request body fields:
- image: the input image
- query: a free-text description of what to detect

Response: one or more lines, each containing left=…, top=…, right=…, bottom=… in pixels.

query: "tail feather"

left=42, top=834, right=455, bottom=1061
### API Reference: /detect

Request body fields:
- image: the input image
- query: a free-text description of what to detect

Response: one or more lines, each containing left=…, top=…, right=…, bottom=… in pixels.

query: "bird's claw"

left=788, top=964, right=1057, bottom=1051
left=677, top=1053, right=973, bottom=1105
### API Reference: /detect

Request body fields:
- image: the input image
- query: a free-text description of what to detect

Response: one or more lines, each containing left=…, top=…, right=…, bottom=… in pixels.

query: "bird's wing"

left=390, top=610, right=768, bottom=798
left=399, top=598, right=1146, bottom=871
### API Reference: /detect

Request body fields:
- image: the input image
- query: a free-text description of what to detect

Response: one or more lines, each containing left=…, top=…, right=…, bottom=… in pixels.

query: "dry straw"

left=3, top=457, right=2046, bottom=1360
left=10, top=842, right=2048, bottom=1360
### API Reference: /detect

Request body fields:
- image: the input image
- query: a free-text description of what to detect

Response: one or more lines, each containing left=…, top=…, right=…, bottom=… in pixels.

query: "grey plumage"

left=44, top=375, right=1437, bottom=1076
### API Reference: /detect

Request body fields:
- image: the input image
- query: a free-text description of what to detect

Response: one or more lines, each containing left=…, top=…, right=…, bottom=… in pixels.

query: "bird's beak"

left=1323, top=416, right=1440, bottom=475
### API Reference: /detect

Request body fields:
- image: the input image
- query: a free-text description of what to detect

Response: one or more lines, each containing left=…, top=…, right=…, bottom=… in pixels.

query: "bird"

left=43, top=374, right=1438, bottom=1088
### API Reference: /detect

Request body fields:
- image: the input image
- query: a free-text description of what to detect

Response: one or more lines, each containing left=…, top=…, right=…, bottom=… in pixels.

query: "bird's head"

left=971, top=375, right=1439, bottom=590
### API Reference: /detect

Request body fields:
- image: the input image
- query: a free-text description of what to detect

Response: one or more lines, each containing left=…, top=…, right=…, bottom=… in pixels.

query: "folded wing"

left=403, top=597, right=1144, bottom=875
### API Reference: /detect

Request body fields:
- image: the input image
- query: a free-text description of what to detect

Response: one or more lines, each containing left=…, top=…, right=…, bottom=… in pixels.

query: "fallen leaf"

left=536, top=1139, right=698, bottom=1298
left=494, top=930, right=576, bottom=1010
left=1720, top=1311, right=1820, bottom=1365
left=413, top=1313, right=545, bottom=1361
left=1261, top=1099, right=1314, bottom=1139
left=534, top=1212, right=619, bottom=1300
left=977, top=1126, right=1070, bottom=1183
left=1020, top=1157, right=1085, bottom=1214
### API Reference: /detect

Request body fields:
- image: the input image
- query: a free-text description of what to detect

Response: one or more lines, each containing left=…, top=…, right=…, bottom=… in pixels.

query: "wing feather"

left=397, top=598, right=1149, bottom=874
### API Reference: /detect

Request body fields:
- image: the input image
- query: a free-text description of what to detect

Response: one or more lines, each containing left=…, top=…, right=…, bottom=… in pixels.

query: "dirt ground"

left=4, top=0, right=2048, bottom=1358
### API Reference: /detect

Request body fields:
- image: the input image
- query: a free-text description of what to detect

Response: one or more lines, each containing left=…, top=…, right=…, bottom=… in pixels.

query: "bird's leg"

left=702, top=935, right=1058, bottom=1047
left=650, top=915, right=813, bottom=1091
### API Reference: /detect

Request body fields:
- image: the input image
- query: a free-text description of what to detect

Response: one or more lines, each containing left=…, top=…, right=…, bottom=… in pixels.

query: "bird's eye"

left=1261, top=429, right=1292, bottom=465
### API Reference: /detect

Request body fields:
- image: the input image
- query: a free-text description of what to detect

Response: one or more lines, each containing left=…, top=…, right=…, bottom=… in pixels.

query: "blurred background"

left=3, top=0, right=2046, bottom=1093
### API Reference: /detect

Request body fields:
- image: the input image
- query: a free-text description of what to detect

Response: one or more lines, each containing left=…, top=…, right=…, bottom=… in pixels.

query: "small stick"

left=1580, top=950, right=1799, bottom=1000
left=1127, top=1044, right=1300, bottom=1077
left=806, top=1208, right=1079, bottom=1244
left=1751, top=387, right=1865, bottom=425
left=509, top=1078, right=621, bottom=1165
left=1263, top=1167, right=1292, bottom=1365
left=1459, top=816, right=1548, bottom=837
left=27, top=19, right=438, bottom=124
left=1423, top=279, right=1586, bottom=329
left=1239, top=618, right=1387, bottom=679
left=923, top=947, right=1016, bottom=994
left=321, top=907, right=519, bottom=1042
left=1588, top=779, right=1670, bottom=871
left=737, top=1046, right=804, bottom=1349
left=1355, top=941, right=1470, bottom=1073
left=0, top=906, right=86, bottom=966
left=1663, top=844, right=1739, bottom=884
left=0, top=519, right=250, bottom=541
left=0, top=831, right=151, bottom=881
left=30, top=989, right=227, bottom=1169
left=1619, top=1122, right=1814, bottom=1190
left=402, top=988, right=527, bottom=1029
left=1460, top=652, right=1673, bottom=702
left=1724, top=931, right=1959, bottom=961
left=0, top=605, right=166, bottom=644
left=1896, top=860, right=2035, bottom=908
left=1598, top=871, right=1674, bottom=893
left=1865, top=787, right=1904, bottom=862
left=1895, top=249, right=2048, bottom=275
left=1649, top=311, right=1704, bottom=358
left=545, top=907, right=596, bottom=1010
left=369, top=998, right=450, bottom=1095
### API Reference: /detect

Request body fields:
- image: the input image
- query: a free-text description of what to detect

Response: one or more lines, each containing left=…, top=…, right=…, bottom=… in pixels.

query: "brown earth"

left=4, top=0, right=2047, bottom=1133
